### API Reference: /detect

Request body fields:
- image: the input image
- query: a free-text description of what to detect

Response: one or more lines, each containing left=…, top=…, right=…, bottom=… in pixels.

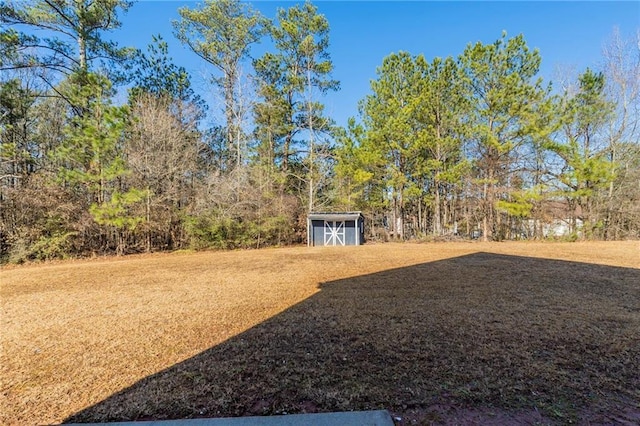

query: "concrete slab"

left=67, top=410, right=395, bottom=426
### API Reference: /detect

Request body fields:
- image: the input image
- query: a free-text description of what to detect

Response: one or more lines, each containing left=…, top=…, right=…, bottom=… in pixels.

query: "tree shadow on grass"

left=66, top=252, right=640, bottom=423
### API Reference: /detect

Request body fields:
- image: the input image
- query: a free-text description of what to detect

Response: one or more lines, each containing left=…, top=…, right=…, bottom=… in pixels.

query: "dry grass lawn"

left=1, top=241, right=639, bottom=425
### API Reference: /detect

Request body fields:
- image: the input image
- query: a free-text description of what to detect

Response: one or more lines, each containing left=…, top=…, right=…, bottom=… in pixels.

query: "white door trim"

left=324, top=220, right=345, bottom=246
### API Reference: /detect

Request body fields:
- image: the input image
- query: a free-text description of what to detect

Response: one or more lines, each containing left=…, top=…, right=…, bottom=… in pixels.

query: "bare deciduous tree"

left=127, top=93, right=199, bottom=251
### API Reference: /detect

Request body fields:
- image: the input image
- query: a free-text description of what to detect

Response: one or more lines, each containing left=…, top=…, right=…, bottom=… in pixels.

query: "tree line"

left=1, top=0, right=639, bottom=262
left=337, top=33, right=640, bottom=242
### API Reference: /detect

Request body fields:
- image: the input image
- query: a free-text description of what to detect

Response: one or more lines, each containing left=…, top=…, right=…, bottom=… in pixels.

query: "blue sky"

left=112, top=1, right=640, bottom=127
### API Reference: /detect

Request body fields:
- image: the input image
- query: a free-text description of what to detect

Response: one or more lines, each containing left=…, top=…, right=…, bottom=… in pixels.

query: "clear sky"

left=111, top=1, right=640, bottom=128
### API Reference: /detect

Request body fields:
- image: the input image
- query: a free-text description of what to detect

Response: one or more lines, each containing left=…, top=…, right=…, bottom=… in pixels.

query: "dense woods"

left=1, top=0, right=639, bottom=262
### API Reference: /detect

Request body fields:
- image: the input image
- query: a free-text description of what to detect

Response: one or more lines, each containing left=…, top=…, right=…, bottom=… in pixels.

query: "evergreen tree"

left=131, top=35, right=201, bottom=104
left=547, top=69, right=615, bottom=238
left=53, top=72, right=144, bottom=254
left=0, top=78, right=37, bottom=188
left=253, top=0, right=339, bottom=211
left=174, top=0, right=263, bottom=170
left=412, top=56, right=469, bottom=236
left=459, top=33, right=547, bottom=240
left=1, top=0, right=133, bottom=80
left=358, top=51, right=425, bottom=239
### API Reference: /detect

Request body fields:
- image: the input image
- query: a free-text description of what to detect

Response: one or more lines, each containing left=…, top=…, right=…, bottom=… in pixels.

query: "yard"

left=1, top=242, right=639, bottom=425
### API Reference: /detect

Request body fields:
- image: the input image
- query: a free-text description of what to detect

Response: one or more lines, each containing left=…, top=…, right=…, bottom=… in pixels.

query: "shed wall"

left=311, top=219, right=360, bottom=246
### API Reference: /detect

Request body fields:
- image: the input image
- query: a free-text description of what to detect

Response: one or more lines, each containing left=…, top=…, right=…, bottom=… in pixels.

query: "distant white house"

left=542, top=218, right=583, bottom=238
left=524, top=218, right=584, bottom=238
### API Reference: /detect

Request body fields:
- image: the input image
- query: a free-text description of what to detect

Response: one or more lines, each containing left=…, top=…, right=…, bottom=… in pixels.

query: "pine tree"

left=174, top=0, right=263, bottom=170
left=253, top=1, right=339, bottom=212
left=459, top=33, right=546, bottom=240
left=547, top=69, right=615, bottom=238
left=1, top=0, right=133, bottom=80
left=358, top=51, right=425, bottom=239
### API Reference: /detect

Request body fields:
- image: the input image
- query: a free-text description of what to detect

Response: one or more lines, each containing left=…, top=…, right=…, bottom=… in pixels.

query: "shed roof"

left=308, top=212, right=363, bottom=222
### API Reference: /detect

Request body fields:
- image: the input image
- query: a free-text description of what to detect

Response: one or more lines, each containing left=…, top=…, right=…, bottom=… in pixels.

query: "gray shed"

left=307, top=212, right=365, bottom=246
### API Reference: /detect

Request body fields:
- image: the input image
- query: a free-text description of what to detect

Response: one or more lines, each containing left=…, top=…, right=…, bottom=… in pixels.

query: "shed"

left=307, top=212, right=365, bottom=246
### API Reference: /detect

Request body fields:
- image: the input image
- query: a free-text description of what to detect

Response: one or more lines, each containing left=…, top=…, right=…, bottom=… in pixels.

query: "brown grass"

left=1, top=241, right=639, bottom=425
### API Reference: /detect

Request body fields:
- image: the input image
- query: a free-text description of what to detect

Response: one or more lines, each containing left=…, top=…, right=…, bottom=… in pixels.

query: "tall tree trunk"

left=417, top=197, right=422, bottom=236
left=282, top=134, right=290, bottom=172
left=225, top=74, right=236, bottom=170
left=433, top=128, right=442, bottom=236
left=392, top=196, right=398, bottom=240
left=433, top=180, right=441, bottom=235
left=397, top=189, right=404, bottom=240
left=307, top=88, right=314, bottom=212
left=145, top=188, right=151, bottom=252
left=482, top=179, right=489, bottom=242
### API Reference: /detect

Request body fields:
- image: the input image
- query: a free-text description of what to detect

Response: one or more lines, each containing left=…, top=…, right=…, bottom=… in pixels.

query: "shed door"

left=324, top=221, right=345, bottom=246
